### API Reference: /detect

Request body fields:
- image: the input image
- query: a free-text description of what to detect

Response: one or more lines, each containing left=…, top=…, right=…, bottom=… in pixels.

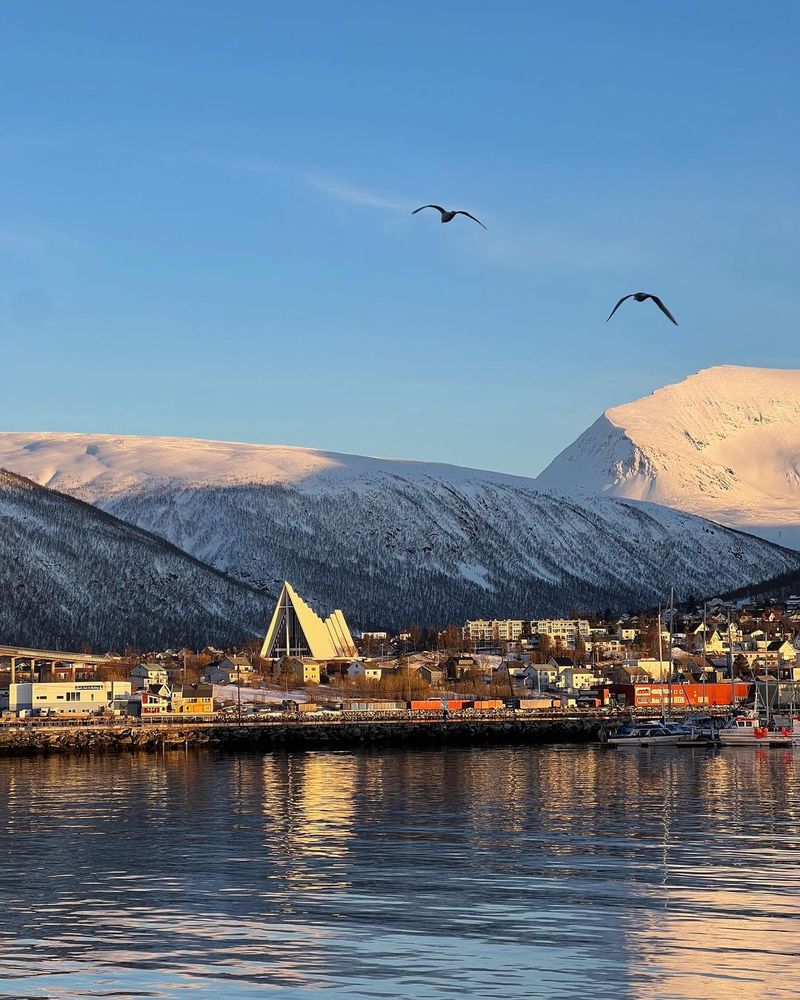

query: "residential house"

left=346, top=662, right=384, bottom=682
left=498, top=661, right=528, bottom=680
left=129, top=663, right=169, bottom=691
left=171, top=685, right=214, bottom=715
left=419, top=664, right=445, bottom=685
left=204, top=656, right=257, bottom=686
left=609, top=662, right=655, bottom=685
left=525, top=657, right=572, bottom=690
left=629, top=658, right=672, bottom=681
left=130, top=683, right=172, bottom=716
left=292, top=659, right=321, bottom=685
left=444, top=655, right=479, bottom=680
left=592, top=637, right=623, bottom=658
left=557, top=666, right=596, bottom=691
left=767, top=639, right=797, bottom=662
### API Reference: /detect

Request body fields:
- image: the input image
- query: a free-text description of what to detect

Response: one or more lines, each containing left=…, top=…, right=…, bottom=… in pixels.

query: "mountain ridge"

left=0, top=467, right=268, bottom=650
left=1, top=431, right=799, bottom=628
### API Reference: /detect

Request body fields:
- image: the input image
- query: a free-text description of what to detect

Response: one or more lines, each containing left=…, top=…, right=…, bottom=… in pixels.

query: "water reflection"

left=1, top=745, right=799, bottom=998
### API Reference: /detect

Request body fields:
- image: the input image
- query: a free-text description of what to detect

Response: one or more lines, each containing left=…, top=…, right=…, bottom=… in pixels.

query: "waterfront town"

left=2, top=580, right=800, bottom=724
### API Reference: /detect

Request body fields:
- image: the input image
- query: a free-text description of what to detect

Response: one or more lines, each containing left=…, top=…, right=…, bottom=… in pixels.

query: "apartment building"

left=530, top=620, right=591, bottom=649
left=463, top=618, right=590, bottom=649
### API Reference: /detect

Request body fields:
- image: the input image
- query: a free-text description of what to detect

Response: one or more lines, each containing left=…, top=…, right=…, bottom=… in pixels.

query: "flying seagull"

left=606, top=292, right=678, bottom=325
left=412, top=204, right=487, bottom=229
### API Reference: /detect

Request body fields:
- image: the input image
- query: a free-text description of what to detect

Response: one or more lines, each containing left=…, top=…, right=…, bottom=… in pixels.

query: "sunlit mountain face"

left=538, top=365, right=800, bottom=550
left=2, top=430, right=799, bottom=628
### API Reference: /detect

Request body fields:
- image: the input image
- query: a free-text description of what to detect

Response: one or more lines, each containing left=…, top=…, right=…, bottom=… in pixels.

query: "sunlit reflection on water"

left=1, top=745, right=799, bottom=998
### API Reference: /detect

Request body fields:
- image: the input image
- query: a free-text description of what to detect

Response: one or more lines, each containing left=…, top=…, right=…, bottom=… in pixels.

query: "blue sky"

left=1, top=1, right=798, bottom=476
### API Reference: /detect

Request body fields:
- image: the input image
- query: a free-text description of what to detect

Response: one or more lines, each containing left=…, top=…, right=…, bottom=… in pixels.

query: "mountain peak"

left=539, top=364, right=800, bottom=548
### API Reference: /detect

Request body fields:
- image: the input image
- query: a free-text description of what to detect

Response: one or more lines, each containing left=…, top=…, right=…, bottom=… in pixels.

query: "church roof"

left=260, top=581, right=357, bottom=661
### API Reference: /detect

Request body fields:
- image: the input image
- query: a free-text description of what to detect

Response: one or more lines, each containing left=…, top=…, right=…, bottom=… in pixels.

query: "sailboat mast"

left=657, top=603, right=665, bottom=719
left=668, top=587, right=674, bottom=717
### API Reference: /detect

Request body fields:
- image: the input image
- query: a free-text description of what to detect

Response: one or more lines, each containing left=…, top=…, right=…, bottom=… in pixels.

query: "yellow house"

left=294, top=660, right=321, bottom=685
left=172, top=685, right=214, bottom=715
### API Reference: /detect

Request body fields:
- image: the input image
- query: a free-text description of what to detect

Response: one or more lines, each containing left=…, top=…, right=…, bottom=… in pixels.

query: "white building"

left=531, top=620, right=591, bottom=649
left=129, top=663, right=169, bottom=690
left=619, top=658, right=672, bottom=681
left=524, top=663, right=560, bottom=690
left=346, top=662, right=384, bottom=681
left=10, top=680, right=131, bottom=716
left=463, top=618, right=590, bottom=648
left=462, top=620, right=497, bottom=645
left=557, top=666, right=596, bottom=691
left=204, top=656, right=256, bottom=685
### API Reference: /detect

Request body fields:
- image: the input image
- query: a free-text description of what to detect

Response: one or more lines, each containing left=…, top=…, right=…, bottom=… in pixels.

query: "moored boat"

left=607, top=720, right=692, bottom=747
left=718, top=713, right=800, bottom=747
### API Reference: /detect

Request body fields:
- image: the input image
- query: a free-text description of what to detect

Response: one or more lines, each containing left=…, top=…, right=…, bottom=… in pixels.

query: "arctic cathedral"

left=260, top=581, right=358, bottom=662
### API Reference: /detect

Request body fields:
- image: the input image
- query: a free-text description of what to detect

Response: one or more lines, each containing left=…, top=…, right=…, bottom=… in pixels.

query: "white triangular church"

left=260, top=581, right=357, bottom=661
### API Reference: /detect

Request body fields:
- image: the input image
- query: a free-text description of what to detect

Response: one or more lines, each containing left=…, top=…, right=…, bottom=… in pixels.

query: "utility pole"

left=505, top=658, right=516, bottom=711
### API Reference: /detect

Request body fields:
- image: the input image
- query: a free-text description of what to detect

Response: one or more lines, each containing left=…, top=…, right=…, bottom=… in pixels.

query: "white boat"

left=719, top=713, right=800, bottom=747
left=607, top=721, right=692, bottom=747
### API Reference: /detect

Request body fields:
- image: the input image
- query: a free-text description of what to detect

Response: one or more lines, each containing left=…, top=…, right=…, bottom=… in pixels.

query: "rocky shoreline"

left=0, top=717, right=603, bottom=755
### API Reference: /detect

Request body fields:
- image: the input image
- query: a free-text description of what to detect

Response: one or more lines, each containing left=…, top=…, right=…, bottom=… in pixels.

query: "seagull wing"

left=606, top=294, right=634, bottom=322
left=412, top=205, right=446, bottom=216
left=454, top=210, right=487, bottom=229
left=650, top=295, right=679, bottom=326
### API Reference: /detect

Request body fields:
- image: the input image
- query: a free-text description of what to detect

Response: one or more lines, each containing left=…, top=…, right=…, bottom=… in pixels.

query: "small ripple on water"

left=2, top=745, right=800, bottom=998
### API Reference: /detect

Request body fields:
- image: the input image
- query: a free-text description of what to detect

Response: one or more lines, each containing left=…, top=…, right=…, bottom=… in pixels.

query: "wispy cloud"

left=303, top=172, right=407, bottom=212
left=480, top=225, right=648, bottom=272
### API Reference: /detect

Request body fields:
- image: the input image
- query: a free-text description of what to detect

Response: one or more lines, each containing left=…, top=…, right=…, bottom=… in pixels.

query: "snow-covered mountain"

left=0, top=469, right=267, bottom=650
left=1, top=431, right=798, bottom=628
left=538, top=366, right=800, bottom=549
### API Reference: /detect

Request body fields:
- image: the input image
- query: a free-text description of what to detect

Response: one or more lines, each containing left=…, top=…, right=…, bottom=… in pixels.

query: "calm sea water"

left=1, top=744, right=799, bottom=999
